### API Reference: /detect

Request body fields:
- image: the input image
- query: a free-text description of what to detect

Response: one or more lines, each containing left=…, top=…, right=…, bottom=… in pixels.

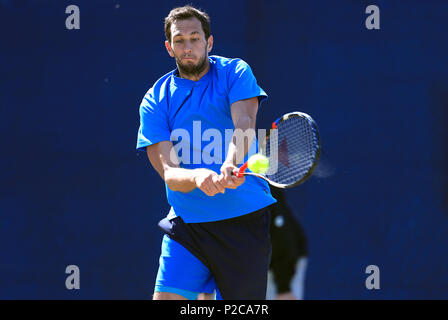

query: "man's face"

left=165, top=17, right=213, bottom=77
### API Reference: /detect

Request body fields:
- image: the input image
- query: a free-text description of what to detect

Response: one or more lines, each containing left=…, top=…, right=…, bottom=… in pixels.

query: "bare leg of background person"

left=275, top=292, right=297, bottom=300
left=266, top=257, right=308, bottom=300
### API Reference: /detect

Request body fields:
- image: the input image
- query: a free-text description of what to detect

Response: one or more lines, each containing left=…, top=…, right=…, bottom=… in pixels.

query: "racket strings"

left=264, top=116, right=319, bottom=186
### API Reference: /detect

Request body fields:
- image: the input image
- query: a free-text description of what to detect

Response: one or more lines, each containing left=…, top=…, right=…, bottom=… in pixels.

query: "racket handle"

left=233, top=162, right=248, bottom=178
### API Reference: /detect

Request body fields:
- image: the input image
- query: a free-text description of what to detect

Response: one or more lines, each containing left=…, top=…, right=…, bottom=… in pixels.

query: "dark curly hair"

left=164, top=5, right=211, bottom=42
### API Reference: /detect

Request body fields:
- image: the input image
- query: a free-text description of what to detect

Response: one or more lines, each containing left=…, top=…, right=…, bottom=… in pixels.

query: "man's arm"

left=219, top=96, right=259, bottom=187
left=146, top=141, right=226, bottom=196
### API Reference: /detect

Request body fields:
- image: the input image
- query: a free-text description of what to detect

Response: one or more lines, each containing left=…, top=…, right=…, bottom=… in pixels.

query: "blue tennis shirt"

left=137, top=55, right=276, bottom=223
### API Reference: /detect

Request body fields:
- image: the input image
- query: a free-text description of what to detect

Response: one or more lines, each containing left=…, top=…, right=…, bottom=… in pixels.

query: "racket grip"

left=233, top=162, right=248, bottom=178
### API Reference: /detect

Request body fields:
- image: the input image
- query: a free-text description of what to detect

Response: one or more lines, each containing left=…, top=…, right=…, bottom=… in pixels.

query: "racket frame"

left=235, top=111, right=321, bottom=188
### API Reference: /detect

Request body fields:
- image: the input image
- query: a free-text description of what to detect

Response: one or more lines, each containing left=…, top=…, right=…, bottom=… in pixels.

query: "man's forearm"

left=164, top=167, right=225, bottom=196
left=225, top=115, right=256, bottom=165
left=164, top=167, right=198, bottom=193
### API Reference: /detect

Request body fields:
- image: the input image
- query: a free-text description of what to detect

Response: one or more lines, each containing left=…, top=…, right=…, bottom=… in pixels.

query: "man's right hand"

left=193, top=168, right=226, bottom=197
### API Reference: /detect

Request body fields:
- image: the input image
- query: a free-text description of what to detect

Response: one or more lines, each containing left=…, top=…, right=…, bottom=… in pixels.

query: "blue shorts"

left=154, top=235, right=219, bottom=300
left=154, top=207, right=272, bottom=300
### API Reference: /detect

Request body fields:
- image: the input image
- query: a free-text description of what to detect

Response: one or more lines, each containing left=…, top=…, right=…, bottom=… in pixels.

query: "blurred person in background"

left=266, top=187, right=308, bottom=300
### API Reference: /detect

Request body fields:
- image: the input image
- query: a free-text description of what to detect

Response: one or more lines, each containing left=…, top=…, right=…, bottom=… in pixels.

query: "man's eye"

left=174, top=39, right=183, bottom=43
left=192, top=38, right=199, bottom=41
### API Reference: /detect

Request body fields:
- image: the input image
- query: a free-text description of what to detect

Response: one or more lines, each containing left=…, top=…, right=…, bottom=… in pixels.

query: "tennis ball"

left=247, top=154, right=270, bottom=174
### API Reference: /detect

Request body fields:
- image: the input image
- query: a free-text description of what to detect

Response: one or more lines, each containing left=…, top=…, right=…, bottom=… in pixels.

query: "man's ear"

left=165, top=40, right=175, bottom=57
left=207, top=35, right=214, bottom=53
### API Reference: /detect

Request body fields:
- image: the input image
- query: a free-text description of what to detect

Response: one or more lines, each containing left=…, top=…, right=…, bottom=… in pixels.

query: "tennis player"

left=136, top=5, right=276, bottom=300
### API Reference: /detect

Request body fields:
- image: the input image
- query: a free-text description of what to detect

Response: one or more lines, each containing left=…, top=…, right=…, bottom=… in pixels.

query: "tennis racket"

left=233, top=111, right=321, bottom=188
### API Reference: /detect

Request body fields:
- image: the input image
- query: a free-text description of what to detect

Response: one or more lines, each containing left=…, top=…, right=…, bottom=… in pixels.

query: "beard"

left=175, top=47, right=208, bottom=78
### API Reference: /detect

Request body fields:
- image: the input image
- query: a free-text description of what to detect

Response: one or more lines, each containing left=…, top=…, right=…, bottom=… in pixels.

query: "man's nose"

left=184, top=40, right=193, bottom=52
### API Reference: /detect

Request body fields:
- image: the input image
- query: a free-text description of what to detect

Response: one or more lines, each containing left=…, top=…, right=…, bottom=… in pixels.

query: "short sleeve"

left=227, top=59, right=268, bottom=107
left=136, top=89, right=171, bottom=152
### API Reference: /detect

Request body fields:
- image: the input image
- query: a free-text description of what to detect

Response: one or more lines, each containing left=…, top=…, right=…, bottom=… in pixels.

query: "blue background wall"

left=1, top=0, right=447, bottom=299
